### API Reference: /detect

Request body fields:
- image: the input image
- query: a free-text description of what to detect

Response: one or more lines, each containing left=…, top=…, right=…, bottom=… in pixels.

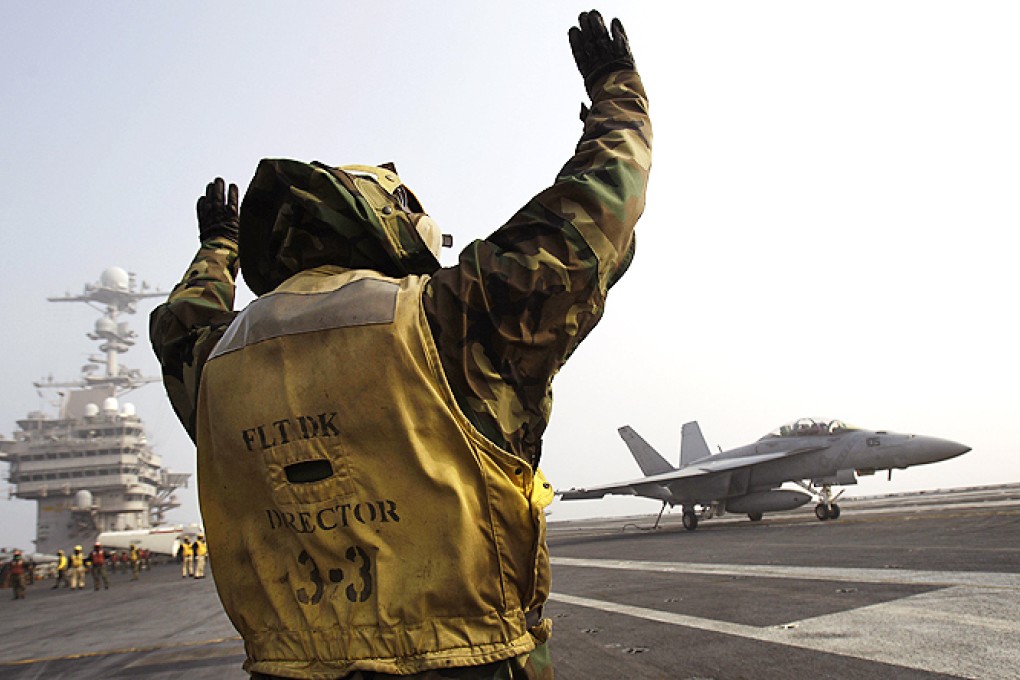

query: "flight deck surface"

left=1, top=484, right=1017, bottom=679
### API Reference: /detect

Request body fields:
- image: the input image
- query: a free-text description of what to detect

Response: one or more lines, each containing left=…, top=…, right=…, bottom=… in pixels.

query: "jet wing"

left=558, top=480, right=674, bottom=501
left=558, top=465, right=706, bottom=500
left=558, top=446, right=824, bottom=500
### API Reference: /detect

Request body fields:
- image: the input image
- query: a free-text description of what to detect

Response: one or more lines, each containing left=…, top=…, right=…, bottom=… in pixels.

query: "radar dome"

left=121, top=403, right=136, bottom=417
left=84, top=403, right=100, bottom=417
left=95, top=317, right=117, bottom=335
left=102, top=397, right=119, bottom=414
left=100, top=267, right=130, bottom=291
left=74, top=490, right=93, bottom=510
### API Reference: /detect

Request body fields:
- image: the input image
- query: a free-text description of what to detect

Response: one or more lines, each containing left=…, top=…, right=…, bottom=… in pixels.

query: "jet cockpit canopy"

left=761, top=417, right=857, bottom=439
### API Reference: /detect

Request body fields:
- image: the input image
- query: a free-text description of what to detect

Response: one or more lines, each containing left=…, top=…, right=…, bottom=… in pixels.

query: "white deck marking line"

left=549, top=559, right=1020, bottom=679
left=549, top=591, right=761, bottom=637
left=550, top=556, right=1020, bottom=589
left=548, top=589, right=1020, bottom=680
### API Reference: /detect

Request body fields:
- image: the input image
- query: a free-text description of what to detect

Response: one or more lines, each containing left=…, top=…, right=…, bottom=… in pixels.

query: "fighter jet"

left=559, top=417, right=971, bottom=530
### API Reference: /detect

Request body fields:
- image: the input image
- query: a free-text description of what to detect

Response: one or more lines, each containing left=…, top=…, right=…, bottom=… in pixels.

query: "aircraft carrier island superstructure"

left=0, top=268, right=189, bottom=556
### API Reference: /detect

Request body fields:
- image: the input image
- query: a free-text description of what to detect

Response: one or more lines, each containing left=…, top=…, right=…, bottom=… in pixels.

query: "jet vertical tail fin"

left=618, top=426, right=677, bottom=475
left=680, top=421, right=712, bottom=467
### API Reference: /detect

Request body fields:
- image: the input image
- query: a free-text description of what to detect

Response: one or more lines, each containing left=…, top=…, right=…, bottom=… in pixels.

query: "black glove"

left=197, top=177, right=239, bottom=243
left=568, top=10, right=635, bottom=95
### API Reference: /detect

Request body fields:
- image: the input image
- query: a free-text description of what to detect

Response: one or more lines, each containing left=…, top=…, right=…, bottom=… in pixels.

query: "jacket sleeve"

left=425, top=70, right=652, bottom=466
left=149, top=238, right=241, bottom=441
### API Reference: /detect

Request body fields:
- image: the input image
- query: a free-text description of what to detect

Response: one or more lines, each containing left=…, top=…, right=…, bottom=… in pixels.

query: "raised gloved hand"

left=197, top=177, right=239, bottom=243
left=568, top=10, right=635, bottom=95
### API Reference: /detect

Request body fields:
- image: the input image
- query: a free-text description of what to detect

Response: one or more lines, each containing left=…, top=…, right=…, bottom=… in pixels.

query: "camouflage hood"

left=239, top=159, right=441, bottom=295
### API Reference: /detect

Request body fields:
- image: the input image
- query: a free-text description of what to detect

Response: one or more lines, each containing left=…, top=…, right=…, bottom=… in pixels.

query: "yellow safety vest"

left=181, top=543, right=193, bottom=557
left=71, top=553, right=84, bottom=568
left=197, top=268, right=553, bottom=678
left=194, top=540, right=208, bottom=557
left=57, top=555, right=68, bottom=570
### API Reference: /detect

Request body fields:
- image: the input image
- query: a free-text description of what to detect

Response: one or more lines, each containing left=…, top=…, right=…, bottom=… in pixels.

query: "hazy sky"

left=2, top=2, right=1017, bottom=550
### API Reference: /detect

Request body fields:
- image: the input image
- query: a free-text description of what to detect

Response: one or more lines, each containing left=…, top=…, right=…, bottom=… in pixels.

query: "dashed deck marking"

left=550, top=558, right=1020, bottom=679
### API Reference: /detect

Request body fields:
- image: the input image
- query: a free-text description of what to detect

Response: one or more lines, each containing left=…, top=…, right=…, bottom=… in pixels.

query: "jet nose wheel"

left=682, top=511, right=699, bottom=531
left=815, top=503, right=841, bottom=521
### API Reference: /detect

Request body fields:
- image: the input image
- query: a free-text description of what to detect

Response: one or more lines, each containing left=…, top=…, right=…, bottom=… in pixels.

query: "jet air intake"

left=726, top=490, right=812, bottom=515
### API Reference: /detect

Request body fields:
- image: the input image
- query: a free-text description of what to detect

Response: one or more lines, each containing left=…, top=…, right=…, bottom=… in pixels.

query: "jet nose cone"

left=919, top=436, right=971, bottom=462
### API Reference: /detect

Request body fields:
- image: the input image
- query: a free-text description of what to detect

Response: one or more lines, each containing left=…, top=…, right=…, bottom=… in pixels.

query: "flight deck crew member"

left=193, top=535, right=208, bottom=579
left=70, top=545, right=86, bottom=590
left=179, top=538, right=194, bottom=578
left=53, top=549, right=69, bottom=589
left=89, top=542, right=109, bottom=590
left=130, top=544, right=141, bottom=580
left=150, top=10, right=650, bottom=679
left=8, top=551, right=26, bottom=600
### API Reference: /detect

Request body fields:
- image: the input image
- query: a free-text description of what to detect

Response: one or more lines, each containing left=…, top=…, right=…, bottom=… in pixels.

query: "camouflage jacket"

left=150, top=69, right=651, bottom=474
left=150, top=70, right=649, bottom=677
